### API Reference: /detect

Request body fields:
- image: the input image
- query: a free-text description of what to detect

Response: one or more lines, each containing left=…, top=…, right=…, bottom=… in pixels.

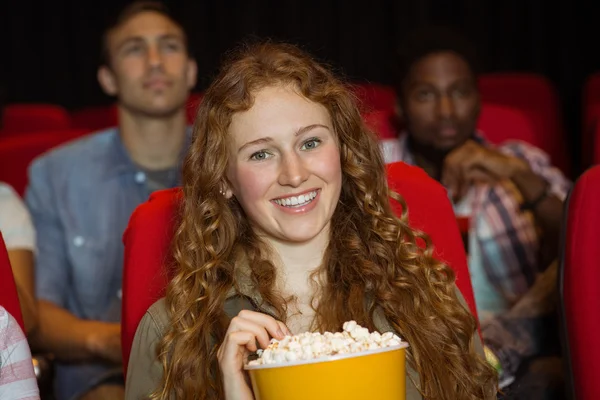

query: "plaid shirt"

left=0, top=306, right=40, bottom=399
left=381, top=133, right=571, bottom=305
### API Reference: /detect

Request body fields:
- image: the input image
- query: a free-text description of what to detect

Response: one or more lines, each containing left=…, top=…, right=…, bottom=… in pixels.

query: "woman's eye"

left=301, top=138, right=322, bottom=150
left=250, top=151, right=272, bottom=161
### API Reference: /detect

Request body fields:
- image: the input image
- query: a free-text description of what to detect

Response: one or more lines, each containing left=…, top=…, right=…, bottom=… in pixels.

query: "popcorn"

left=247, top=321, right=404, bottom=366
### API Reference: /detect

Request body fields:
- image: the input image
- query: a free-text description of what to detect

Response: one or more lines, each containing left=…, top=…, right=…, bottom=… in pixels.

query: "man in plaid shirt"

left=384, top=26, right=570, bottom=398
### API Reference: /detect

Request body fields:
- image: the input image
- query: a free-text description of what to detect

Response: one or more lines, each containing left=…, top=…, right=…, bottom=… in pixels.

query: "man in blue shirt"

left=25, top=2, right=197, bottom=399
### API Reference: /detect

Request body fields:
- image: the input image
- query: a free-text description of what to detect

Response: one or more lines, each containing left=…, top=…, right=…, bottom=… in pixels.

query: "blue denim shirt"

left=25, top=128, right=190, bottom=400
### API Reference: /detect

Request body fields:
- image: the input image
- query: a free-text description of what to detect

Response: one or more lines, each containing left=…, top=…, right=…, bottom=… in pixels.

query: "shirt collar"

left=225, top=250, right=280, bottom=318
left=102, top=126, right=193, bottom=179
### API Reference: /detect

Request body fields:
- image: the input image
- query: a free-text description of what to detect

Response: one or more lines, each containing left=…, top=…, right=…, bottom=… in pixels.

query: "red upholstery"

left=583, top=74, right=600, bottom=165
left=70, top=104, right=118, bottom=131
left=363, top=109, right=398, bottom=140
left=583, top=89, right=600, bottom=134
left=583, top=72, right=600, bottom=131
left=477, top=103, right=538, bottom=146
left=0, top=129, right=90, bottom=196
left=478, top=73, right=569, bottom=174
left=583, top=72, right=600, bottom=108
left=71, top=92, right=204, bottom=131
left=351, top=83, right=397, bottom=113
left=592, top=121, right=600, bottom=166
left=185, top=92, right=204, bottom=124
left=582, top=103, right=600, bottom=167
left=121, top=162, right=477, bottom=372
left=0, top=233, right=25, bottom=332
left=122, top=188, right=181, bottom=372
left=385, top=162, right=477, bottom=316
left=3, top=104, right=71, bottom=133
left=559, top=165, right=600, bottom=400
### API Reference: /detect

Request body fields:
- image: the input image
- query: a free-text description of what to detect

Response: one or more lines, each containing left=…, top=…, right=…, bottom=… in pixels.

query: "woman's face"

left=226, top=85, right=342, bottom=244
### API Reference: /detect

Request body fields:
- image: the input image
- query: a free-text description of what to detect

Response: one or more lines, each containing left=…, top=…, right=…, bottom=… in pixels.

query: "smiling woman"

left=226, top=85, right=342, bottom=245
left=124, top=41, right=498, bottom=400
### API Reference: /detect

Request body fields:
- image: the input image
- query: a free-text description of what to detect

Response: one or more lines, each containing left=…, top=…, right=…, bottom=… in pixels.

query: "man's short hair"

left=100, top=1, right=189, bottom=67
left=394, top=25, right=481, bottom=97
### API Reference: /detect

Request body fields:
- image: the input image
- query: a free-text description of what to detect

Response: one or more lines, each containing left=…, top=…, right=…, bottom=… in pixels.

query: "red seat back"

left=0, top=233, right=25, bottom=332
left=559, top=165, right=600, bottom=400
left=122, top=188, right=181, bottom=372
left=3, top=104, right=71, bottom=133
left=121, top=162, right=477, bottom=373
left=592, top=121, right=600, bottom=166
left=70, top=92, right=204, bottom=131
left=186, top=92, right=203, bottom=124
left=583, top=72, right=600, bottom=127
left=70, top=104, right=118, bottom=131
left=583, top=72, right=600, bottom=108
left=351, top=83, right=397, bottom=113
left=363, top=109, right=399, bottom=140
left=583, top=74, right=600, bottom=164
left=0, top=129, right=90, bottom=196
left=477, top=103, right=538, bottom=146
left=582, top=103, right=600, bottom=167
left=478, top=73, right=569, bottom=174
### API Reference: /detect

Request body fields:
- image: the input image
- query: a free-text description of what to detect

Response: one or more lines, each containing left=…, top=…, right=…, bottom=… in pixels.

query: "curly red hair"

left=154, top=41, right=497, bottom=399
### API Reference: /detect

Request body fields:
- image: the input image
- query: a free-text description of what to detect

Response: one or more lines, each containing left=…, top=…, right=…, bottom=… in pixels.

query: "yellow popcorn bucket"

left=244, top=343, right=409, bottom=400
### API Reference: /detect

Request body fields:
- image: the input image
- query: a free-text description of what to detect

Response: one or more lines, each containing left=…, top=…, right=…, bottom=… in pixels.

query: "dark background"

left=2, top=0, right=597, bottom=174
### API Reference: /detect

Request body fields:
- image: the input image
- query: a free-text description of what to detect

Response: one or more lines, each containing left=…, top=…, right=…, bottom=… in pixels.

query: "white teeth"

left=274, top=190, right=318, bottom=207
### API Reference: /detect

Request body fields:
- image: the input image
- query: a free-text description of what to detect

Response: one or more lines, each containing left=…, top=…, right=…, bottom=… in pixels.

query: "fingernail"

left=276, top=329, right=285, bottom=339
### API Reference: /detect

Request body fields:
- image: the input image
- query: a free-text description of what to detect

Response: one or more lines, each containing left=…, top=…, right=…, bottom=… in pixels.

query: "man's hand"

left=86, top=322, right=122, bottom=365
left=442, top=140, right=530, bottom=201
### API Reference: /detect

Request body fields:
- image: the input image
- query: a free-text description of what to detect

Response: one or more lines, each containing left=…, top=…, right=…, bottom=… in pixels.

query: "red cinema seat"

left=559, top=165, right=600, bottom=400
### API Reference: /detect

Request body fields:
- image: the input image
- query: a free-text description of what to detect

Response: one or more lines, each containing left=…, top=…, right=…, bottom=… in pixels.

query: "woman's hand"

left=217, top=310, right=291, bottom=400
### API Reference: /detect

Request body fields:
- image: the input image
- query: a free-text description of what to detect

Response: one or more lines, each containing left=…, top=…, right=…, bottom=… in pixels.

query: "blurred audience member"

left=25, top=2, right=197, bottom=399
left=386, top=26, right=570, bottom=399
left=0, top=182, right=38, bottom=337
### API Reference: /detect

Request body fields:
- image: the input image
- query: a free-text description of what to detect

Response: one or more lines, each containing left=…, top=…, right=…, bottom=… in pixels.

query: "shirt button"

left=73, top=236, right=85, bottom=247
left=135, top=171, right=146, bottom=183
left=117, top=289, right=122, bottom=299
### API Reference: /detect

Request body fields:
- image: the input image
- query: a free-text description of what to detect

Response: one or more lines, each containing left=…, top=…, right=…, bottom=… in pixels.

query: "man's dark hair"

left=101, top=1, right=189, bottom=67
left=394, top=25, right=481, bottom=97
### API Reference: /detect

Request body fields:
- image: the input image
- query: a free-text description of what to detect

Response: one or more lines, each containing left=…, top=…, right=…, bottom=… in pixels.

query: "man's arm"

left=481, top=261, right=559, bottom=383
left=443, top=140, right=569, bottom=264
left=7, top=249, right=38, bottom=337
left=35, top=300, right=122, bottom=363
left=25, top=159, right=121, bottom=364
left=498, top=142, right=570, bottom=265
left=510, top=168, right=564, bottom=264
